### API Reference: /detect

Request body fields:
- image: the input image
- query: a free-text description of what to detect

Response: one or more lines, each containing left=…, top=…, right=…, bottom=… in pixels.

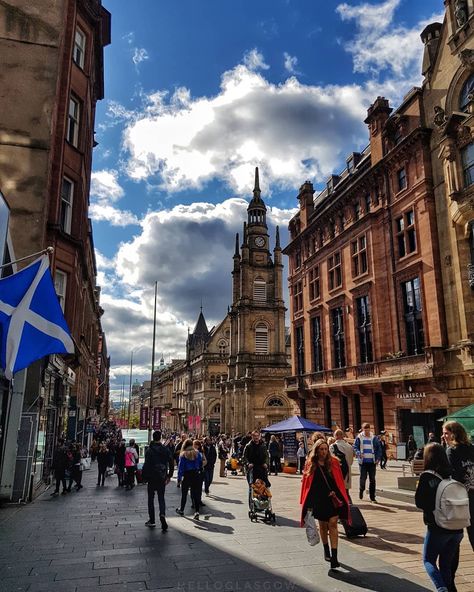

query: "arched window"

left=218, top=339, right=228, bottom=356
left=253, top=278, right=266, bottom=301
left=461, top=142, right=474, bottom=187
left=267, top=397, right=284, bottom=407
left=460, top=73, right=474, bottom=112
left=210, top=404, right=221, bottom=415
left=255, top=322, right=269, bottom=354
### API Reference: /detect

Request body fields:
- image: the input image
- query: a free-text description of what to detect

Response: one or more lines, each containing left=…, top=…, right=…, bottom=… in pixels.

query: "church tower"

left=223, top=168, right=292, bottom=433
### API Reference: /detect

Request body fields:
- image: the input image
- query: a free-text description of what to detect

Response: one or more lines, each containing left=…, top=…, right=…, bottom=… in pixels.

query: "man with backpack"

left=353, top=423, right=382, bottom=503
left=143, top=431, right=174, bottom=530
left=330, top=429, right=354, bottom=501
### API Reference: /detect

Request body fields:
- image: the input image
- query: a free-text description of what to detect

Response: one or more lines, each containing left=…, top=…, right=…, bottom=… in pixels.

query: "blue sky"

left=92, top=0, right=443, bottom=398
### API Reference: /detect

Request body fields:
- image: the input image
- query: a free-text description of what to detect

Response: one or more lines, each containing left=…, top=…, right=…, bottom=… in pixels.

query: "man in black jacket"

left=243, top=430, right=270, bottom=486
left=203, top=437, right=217, bottom=495
left=143, top=431, right=174, bottom=530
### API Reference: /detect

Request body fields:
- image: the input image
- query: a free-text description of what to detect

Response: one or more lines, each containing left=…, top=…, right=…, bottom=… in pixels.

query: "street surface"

left=0, top=461, right=472, bottom=592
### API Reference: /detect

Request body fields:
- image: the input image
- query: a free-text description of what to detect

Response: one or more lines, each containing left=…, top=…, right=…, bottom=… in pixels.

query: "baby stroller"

left=225, top=453, right=240, bottom=476
left=247, top=468, right=276, bottom=524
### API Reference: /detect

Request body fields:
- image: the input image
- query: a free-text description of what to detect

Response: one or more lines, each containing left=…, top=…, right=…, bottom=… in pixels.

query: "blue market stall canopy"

left=261, top=416, right=331, bottom=433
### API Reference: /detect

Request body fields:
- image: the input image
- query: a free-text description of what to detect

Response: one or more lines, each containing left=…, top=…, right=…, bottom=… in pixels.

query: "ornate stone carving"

left=434, top=106, right=448, bottom=128
left=456, top=124, right=473, bottom=148
left=459, top=49, right=474, bottom=69
left=455, top=0, right=468, bottom=29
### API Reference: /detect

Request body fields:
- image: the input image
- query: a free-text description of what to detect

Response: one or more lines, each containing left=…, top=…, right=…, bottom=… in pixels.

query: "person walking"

left=415, top=443, right=464, bottom=592
left=330, top=429, right=354, bottom=501
left=379, top=434, right=388, bottom=469
left=50, top=439, right=68, bottom=495
left=243, top=430, right=270, bottom=486
left=218, top=435, right=230, bottom=478
left=407, top=435, right=418, bottom=462
left=174, top=433, right=187, bottom=486
left=203, top=436, right=217, bottom=495
left=125, top=439, right=139, bottom=490
left=142, top=431, right=174, bottom=530
left=193, top=439, right=207, bottom=511
left=97, top=442, right=109, bottom=486
left=176, top=438, right=204, bottom=520
left=297, top=442, right=306, bottom=474
left=268, top=435, right=281, bottom=476
left=115, top=439, right=126, bottom=487
left=354, top=423, right=382, bottom=502
left=67, top=442, right=83, bottom=492
left=300, top=438, right=350, bottom=570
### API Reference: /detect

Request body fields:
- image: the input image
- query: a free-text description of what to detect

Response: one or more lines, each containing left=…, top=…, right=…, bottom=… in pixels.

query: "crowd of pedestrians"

left=48, top=418, right=473, bottom=589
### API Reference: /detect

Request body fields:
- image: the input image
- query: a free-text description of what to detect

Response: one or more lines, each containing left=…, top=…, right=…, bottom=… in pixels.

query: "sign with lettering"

left=139, top=406, right=149, bottom=430
left=188, top=415, right=194, bottom=430
left=396, top=385, right=427, bottom=401
left=282, top=433, right=298, bottom=463
left=153, top=407, right=161, bottom=430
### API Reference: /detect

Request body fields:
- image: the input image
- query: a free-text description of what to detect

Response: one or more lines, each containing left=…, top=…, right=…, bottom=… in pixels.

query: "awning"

left=261, top=415, right=331, bottom=433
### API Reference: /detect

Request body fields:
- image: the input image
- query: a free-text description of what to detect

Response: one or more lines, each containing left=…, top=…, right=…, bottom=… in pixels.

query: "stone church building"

left=169, top=169, right=294, bottom=435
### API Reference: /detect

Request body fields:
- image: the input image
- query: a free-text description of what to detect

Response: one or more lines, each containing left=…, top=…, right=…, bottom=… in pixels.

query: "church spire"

left=247, top=167, right=267, bottom=228
left=275, top=226, right=281, bottom=249
left=234, top=232, right=240, bottom=257
left=253, top=167, right=261, bottom=199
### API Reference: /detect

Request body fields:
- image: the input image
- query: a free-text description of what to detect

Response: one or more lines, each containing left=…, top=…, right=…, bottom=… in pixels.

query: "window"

left=356, top=295, right=373, bottom=363
left=460, top=73, right=474, bottom=112
left=351, top=235, right=368, bottom=277
left=331, top=307, right=346, bottom=368
left=295, top=325, right=305, bottom=374
left=218, top=340, right=228, bottom=356
left=393, top=126, right=402, bottom=145
left=60, top=177, right=74, bottom=234
left=397, top=168, right=407, bottom=191
left=329, top=219, right=336, bottom=239
left=67, top=96, right=80, bottom=147
left=211, top=404, right=221, bottom=414
left=353, top=201, right=361, bottom=221
left=396, top=210, right=416, bottom=258
left=267, top=398, right=284, bottom=407
left=461, top=142, right=474, bottom=188
left=311, top=316, right=323, bottom=372
left=293, top=280, right=303, bottom=312
left=401, top=277, right=425, bottom=355
left=253, top=278, right=266, bottom=302
left=255, top=323, right=269, bottom=354
left=328, top=251, right=342, bottom=290
left=364, top=193, right=371, bottom=212
left=54, top=270, right=67, bottom=311
left=309, top=266, right=320, bottom=301
left=210, top=375, right=216, bottom=388
left=73, top=27, right=86, bottom=69
left=295, top=249, right=301, bottom=269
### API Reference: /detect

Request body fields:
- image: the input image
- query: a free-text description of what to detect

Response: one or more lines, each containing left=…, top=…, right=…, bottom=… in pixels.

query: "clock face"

left=254, top=236, right=265, bottom=248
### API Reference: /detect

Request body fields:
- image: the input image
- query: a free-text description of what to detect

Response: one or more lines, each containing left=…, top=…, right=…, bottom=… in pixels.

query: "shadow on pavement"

left=340, top=533, right=416, bottom=554
left=369, top=527, right=425, bottom=544
left=207, top=494, right=244, bottom=505
left=329, top=564, right=431, bottom=592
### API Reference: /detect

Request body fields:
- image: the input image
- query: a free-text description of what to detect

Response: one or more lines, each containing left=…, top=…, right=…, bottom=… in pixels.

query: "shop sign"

left=396, top=385, right=427, bottom=401
left=254, top=415, right=265, bottom=418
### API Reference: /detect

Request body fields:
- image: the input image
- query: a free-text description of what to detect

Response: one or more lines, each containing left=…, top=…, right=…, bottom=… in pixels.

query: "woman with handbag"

left=300, top=438, right=350, bottom=569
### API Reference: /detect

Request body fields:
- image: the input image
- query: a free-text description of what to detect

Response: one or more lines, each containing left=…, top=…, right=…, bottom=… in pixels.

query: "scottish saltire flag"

left=0, top=255, right=74, bottom=380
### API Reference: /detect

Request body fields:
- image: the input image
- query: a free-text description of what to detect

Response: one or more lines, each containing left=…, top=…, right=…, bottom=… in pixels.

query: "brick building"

left=0, top=0, right=110, bottom=501
left=284, top=88, right=451, bottom=453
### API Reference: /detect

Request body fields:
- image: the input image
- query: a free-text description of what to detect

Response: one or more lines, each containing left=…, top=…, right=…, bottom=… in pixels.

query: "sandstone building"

left=0, top=0, right=110, bottom=501
left=283, top=1, right=474, bottom=453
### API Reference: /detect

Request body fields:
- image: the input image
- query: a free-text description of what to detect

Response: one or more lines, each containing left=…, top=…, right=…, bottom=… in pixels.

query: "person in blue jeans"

left=353, top=423, right=382, bottom=502
left=415, top=443, right=463, bottom=592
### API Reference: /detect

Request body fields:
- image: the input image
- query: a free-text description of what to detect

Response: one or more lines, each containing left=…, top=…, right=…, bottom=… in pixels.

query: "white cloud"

left=243, top=48, right=270, bottom=71
left=284, top=52, right=300, bottom=75
left=132, top=47, right=149, bottom=66
left=89, top=170, right=139, bottom=227
left=98, top=197, right=295, bottom=390
left=122, top=55, right=370, bottom=194
left=336, top=0, right=444, bottom=91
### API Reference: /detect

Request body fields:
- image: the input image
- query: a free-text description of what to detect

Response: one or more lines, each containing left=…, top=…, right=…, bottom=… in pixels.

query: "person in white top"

left=330, top=429, right=354, bottom=501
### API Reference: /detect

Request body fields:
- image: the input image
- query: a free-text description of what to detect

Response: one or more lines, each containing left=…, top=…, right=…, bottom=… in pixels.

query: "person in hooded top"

left=175, top=438, right=203, bottom=520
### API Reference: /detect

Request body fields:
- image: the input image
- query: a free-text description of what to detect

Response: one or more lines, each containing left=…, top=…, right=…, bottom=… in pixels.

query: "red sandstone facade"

left=284, top=90, right=450, bottom=452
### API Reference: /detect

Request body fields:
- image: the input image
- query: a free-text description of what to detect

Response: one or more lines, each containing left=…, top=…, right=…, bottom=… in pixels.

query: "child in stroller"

left=225, top=453, right=240, bottom=475
left=248, top=470, right=276, bottom=523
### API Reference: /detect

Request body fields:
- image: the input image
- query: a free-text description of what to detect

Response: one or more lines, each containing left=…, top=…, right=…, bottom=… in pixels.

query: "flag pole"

left=0, top=246, right=54, bottom=271
left=148, top=281, right=157, bottom=442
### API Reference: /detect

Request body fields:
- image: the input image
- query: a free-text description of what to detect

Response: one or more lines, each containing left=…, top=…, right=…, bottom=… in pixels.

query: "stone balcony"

left=285, top=352, right=437, bottom=392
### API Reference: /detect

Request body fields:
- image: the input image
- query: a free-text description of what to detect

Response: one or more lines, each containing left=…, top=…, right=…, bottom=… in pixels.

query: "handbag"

left=304, top=510, right=320, bottom=546
left=319, top=465, right=344, bottom=509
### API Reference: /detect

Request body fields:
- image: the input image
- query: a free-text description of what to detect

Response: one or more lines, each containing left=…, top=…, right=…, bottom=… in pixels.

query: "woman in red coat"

left=300, top=438, right=350, bottom=569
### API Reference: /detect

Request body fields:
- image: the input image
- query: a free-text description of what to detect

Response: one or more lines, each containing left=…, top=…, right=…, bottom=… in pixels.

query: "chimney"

left=297, top=181, right=315, bottom=230
left=420, top=22, right=443, bottom=79
left=365, top=97, right=392, bottom=166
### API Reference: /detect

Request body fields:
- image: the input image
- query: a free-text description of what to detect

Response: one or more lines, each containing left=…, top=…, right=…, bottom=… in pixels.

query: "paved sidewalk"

left=0, top=463, right=446, bottom=592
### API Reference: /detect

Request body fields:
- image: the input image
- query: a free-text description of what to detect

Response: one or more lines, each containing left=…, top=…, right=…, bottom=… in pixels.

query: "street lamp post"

left=127, top=350, right=134, bottom=428
left=148, top=281, right=157, bottom=442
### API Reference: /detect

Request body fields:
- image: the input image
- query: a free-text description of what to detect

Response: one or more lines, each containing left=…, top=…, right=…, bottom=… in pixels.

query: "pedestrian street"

left=2, top=462, right=471, bottom=592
